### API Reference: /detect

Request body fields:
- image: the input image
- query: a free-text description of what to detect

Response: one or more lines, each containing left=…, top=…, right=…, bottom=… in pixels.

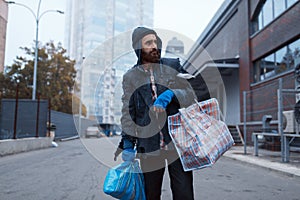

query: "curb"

left=0, top=137, right=52, bottom=157
left=223, top=151, right=300, bottom=178
left=59, top=135, right=80, bottom=142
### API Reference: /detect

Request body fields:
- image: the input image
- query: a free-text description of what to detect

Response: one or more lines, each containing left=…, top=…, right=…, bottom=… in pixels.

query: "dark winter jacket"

left=121, top=58, right=197, bottom=154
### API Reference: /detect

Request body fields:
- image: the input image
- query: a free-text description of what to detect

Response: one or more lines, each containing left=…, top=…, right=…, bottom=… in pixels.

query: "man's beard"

left=141, top=48, right=160, bottom=63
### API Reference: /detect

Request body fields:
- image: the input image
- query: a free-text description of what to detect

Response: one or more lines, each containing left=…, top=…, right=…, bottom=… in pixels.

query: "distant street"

left=0, top=137, right=300, bottom=200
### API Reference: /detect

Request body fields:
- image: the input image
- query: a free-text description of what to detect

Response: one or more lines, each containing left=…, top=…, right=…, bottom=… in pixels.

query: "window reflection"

left=263, top=0, right=273, bottom=26
left=258, top=12, right=263, bottom=30
left=253, top=39, right=300, bottom=83
left=287, top=0, right=298, bottom=7
left=273, top=0, right=286, bottom=17
left=275, top=46, right=287, bottom=73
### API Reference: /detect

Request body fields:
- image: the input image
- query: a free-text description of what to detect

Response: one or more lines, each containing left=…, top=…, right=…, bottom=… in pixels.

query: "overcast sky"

left=4, top=0, right=224, bottom=66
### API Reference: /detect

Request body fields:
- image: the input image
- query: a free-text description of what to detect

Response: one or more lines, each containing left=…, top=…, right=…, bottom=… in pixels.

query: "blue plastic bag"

left=103, top=160, right=146, bottom=200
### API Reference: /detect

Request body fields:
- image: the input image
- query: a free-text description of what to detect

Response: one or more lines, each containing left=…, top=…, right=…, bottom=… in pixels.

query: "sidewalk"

left=223, top=145, right=300, bottom=178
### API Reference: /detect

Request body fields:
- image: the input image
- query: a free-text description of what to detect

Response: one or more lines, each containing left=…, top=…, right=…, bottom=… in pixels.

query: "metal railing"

left=243, top=77, right=300, bottom=163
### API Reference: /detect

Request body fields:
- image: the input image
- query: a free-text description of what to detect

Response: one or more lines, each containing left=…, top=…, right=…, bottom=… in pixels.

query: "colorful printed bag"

left=168, top=98, right=234, bottom=171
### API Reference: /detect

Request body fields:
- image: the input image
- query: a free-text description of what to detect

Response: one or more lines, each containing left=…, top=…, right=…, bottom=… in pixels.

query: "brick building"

left=184, top=0, right=300, bottom=143
left=0, top=0, right=8, bottom=72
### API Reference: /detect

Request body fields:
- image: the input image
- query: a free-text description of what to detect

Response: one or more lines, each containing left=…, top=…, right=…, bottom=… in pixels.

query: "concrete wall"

left=223, top=69, right=240, bottom=124
left=0, top=137, right=52, bottom=156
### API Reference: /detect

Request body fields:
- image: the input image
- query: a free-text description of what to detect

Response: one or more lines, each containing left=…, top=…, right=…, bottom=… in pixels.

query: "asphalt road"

left=0, top=137, right=300, bottom=200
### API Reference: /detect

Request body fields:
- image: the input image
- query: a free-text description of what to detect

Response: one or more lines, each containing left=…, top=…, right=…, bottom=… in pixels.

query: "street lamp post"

left=6, top=0, right=64, bottom=100
left=13, top=79, right=20, bottom=139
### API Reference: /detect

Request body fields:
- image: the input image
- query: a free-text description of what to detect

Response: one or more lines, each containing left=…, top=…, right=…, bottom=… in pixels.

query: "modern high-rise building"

left=64, top=0, right=154, bottom=126
left=0, top=0, right=8, bottom=72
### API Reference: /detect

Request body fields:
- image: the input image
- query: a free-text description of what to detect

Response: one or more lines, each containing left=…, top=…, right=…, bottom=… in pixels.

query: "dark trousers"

left=140, top=150, right=194, bottom=200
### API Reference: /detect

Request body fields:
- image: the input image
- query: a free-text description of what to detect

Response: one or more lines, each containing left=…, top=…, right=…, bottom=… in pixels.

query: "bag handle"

left=193, top=98, right=221, bottom=120
left=194, top=98, right=204, bottom=112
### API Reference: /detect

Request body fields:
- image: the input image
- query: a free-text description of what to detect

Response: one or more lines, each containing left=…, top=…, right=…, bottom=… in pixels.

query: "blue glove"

left=121, top=138, right=135, bottom=161
left=153, top=90, right=174, bottom=110
left=122, top=148, right=136, bottom=162
left=123, top=138, right=134, bottom=149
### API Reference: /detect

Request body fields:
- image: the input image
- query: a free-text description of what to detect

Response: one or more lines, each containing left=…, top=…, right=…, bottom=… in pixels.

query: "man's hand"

left=122, top=148, right=136, bottom=162
left=153, top=90, right=174, bottom=112
left=118, top=138, right=135, bottom=162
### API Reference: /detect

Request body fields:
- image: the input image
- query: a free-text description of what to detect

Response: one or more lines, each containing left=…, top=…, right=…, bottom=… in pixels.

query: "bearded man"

left=117, top=27, right=196, bottom=200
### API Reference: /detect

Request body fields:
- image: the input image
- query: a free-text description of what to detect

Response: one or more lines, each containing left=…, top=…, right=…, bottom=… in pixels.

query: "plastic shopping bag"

left=103, top=160, right=146, bottom=200
left=168, top=98, right=234, bottom=171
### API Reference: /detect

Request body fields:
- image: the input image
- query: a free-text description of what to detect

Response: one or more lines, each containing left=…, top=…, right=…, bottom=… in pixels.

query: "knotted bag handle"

left=193, top=98, right=221, bottom=121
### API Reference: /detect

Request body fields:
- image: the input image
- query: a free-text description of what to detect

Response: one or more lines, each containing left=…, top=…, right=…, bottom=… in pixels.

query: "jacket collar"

left=134, top=60, right=163, bottom=74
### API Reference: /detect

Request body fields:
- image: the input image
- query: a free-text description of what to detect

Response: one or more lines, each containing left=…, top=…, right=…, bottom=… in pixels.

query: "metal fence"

left=0, top=99, right=48, bottom=139
left=242, top=77, right=300, bottom=163
left=51, top=111, right=95, bottom=140
left=0, top=98, right=97, bottom=140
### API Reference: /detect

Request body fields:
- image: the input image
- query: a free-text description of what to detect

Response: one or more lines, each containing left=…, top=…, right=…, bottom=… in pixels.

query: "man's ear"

left=156, top=35, right=162, bottom=52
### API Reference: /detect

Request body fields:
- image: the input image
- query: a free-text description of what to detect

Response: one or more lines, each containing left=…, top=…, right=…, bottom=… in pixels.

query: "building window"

left=251, top=0, right=297, bottom=34
left=258, top=11, right=263, bottom=30
left=274, top=0, right=286, bottom=17
left=263, top=0, right=273, bottom=26
left=253, top=38, right=300, bottom=83
left=287, top=0, right=298, bottom=7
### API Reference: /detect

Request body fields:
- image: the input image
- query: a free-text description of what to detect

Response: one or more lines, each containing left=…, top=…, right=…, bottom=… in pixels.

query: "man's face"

left=141, top=34, right=160, bottom=64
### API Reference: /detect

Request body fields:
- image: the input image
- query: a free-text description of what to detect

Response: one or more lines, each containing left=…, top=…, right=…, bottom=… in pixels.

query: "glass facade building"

left=64, top=0, right=153, bottom=125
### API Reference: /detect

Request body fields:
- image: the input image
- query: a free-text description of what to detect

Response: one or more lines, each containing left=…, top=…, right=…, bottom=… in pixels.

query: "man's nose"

left=150, top=42, right=157, bottom=49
